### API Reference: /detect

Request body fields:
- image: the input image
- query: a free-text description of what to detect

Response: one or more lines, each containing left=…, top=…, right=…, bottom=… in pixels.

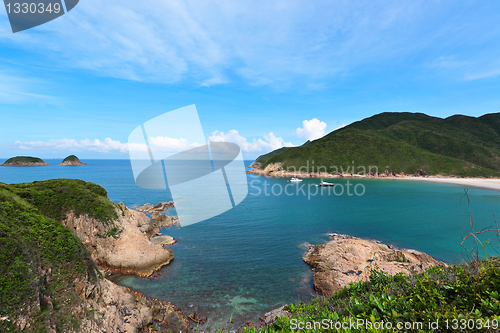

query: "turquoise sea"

left=1, top=159, right=499, bottom=330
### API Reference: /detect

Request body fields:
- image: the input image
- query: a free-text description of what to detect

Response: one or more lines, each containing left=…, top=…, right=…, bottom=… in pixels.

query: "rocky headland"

left=247, top=162, right=431, bottom=179
left=64, top=203, right=176, bottom=278
left=59, top=155, right=86, bottom=166
left=0, top=180, right=188, bottom=332
left=302, top=233, right=447, bottom=297
left=1, top=156, right=49, bottom=166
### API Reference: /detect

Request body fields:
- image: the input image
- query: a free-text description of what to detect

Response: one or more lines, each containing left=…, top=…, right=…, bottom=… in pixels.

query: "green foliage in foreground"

left=257, top=112, right=500, bottom=177
left=3, top=179, right=118, bottom=226
left=62, top=155, right=80, bottom=162
left=244, top=259, right=500, bottom=332
left=3, top=156, right=46, bottom=164
left=0, top=179, right=119, bottom=332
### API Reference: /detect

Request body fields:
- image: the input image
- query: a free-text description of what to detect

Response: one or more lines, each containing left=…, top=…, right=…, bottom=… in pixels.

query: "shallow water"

left=1, top=159, right=499, bottom=330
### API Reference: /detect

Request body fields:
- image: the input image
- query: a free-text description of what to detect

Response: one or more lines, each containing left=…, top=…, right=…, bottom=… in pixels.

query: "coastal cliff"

left=303, top=233, right=446, bottom=297
left=64, top=204, right=174, bottom=278
left=0, top=179, right=188, bottom=332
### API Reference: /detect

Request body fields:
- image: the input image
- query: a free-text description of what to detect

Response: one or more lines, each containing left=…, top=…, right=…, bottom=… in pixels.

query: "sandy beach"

left=386, top=177, right=500, bottom=192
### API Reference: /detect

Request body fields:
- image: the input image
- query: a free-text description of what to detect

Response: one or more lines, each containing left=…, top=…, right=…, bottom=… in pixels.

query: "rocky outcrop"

left=64, top=204, right=174, bottom=278
left=136, top=201, right=174, bottom=214
left=150, top=236, right=177, bottom=245
left=151, top=212, right=180, bottom=228
left=303, top=234, right=447, bottom=297
left=60, top=155, right=86, bottom=166
left=74, top=277, right=189, bottom=333
left=58, top=204, right=189, bottom=331
left=259, top=306, right=291, bottom=326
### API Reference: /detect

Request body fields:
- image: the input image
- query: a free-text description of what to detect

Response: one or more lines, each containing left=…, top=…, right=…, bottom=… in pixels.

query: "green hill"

left=60, top=155, right=86, bottom=166
left=2, top=156, right=48, bottom=166
left=255, top=112, right=500, bottom=177
left=62, top=155, right=79, bottom=162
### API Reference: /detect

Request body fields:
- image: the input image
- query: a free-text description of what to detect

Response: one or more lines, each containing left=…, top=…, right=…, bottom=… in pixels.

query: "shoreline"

left=247, top=166, right=500, bottom=192
left=384, top=177, right=500, bottom=192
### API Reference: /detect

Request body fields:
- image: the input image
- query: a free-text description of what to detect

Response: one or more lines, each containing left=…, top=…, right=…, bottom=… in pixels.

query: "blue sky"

left=1, top=0, right=500, bottom=159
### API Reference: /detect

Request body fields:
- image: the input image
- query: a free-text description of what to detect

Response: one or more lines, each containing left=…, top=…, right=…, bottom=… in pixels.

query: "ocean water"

left=1, top=159, right=499, bottom=330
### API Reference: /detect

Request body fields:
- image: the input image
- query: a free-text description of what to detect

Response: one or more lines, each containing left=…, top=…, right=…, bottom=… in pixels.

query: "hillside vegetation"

left=244, top=259, right=500, bottom=333
left=256, top=112, right=500, bottom=177
left=2, top=156, right=47, bottom=165
left=62, top=155, right=80, bottom=162
left=0, top=179, right=117, bottom=332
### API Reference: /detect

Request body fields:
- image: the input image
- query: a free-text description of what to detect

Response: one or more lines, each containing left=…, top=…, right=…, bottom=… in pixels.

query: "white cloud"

left=464, top=68, right=500, bottom=81
left=5, top=1, right=496, bottom=87
left=13, top=138, right=131, bottom=153
left=296, top=118, right=327, bottom=141
left=208, top=130, right=294, bottom=152
left=13, top=136, right=201, bottom=154
left=148, top=136, right=201, bottom=152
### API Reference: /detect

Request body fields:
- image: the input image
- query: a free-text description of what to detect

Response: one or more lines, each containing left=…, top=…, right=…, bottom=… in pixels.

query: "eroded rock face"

left=259, top=306, right=291, bottom=326
left=64, top=205, right=174, bottom=278
left=303, top=234, right=447, bottom=297
left=73, top=276, right=189, bottom=333
left=151, top=213, right=180, bottom=228
left=136, top=201, right=174, bottom=214
left=58, top=205, right=189, bottom=332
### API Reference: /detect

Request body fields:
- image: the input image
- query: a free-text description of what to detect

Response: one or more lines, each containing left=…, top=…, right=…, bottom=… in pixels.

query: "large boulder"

left=303, top=233, right=447, bottom=297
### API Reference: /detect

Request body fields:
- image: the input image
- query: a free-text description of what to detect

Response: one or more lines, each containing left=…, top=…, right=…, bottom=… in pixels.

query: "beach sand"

left=386, top=177, right=500, bottom=192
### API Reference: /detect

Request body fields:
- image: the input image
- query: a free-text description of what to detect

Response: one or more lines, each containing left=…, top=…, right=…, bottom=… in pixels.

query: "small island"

left=1, top=156, right=49, bottom=166
left=59, top=155, right=86, bottom=166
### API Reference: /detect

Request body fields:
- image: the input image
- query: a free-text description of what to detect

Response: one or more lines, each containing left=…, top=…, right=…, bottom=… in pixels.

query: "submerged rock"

left=151, top=235, right=176, bottom=245
left=303, top=233, right=447, bottom=297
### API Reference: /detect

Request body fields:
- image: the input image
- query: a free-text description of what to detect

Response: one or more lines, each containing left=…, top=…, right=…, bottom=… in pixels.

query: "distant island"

left=59, top=155, right=86, bottom=166
left=0, top=156, right=49, bottom=167
left=251, top=112, right=500, bottom=178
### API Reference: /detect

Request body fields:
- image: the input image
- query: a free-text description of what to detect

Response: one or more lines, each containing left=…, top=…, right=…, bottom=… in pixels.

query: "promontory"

left=0, top=179, right=188, bottom=332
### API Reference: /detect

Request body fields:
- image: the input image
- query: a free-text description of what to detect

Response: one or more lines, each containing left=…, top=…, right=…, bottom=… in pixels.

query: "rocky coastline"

left=247, top=162, right=500, bottom=180
left=61, top=202, right=188, bottom=332
left=65, top=202, right=177, bottom=278
left=302, top=233, right=447, bottom=297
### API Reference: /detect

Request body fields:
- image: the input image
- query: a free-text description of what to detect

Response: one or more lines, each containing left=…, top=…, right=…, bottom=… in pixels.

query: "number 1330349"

left=6, top=2, right=61, bottom=14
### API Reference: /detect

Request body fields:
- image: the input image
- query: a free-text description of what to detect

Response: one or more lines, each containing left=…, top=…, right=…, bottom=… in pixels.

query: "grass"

left=0, top=179, right=118, bottom=332
left=245, top=260, right=500, bottom=332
